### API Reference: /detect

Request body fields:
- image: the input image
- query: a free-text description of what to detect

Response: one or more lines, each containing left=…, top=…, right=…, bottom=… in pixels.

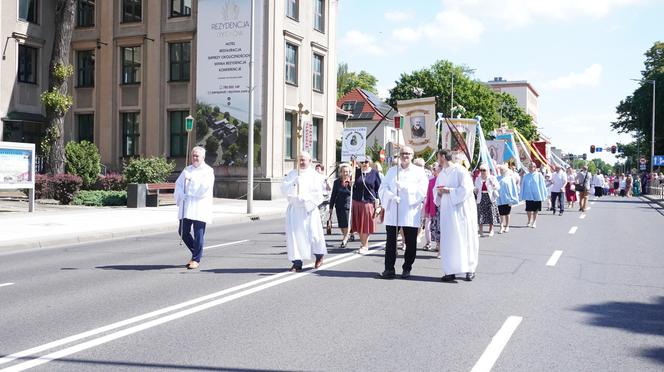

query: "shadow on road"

left=201, top=267, right=285, bottom=274
left=314, top=269, right=443, bottom=283
left=575, top=296, right=664, bottom=364
left=95, top=264, right=184, bottom=271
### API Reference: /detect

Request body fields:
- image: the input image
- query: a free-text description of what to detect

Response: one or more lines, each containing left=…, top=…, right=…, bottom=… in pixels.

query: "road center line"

left=579, top=214, right=586, bottom=219
left=0, top=243, right=385, bottom=370
left=204, top=240, right=249, bottom=250
left=546, top=251, right=563, bottom=266
left=0, top=283, right=14, bottom=288
left=568, top=226, right=578, bottom=234
left=470, top=316, right=523, bottom=372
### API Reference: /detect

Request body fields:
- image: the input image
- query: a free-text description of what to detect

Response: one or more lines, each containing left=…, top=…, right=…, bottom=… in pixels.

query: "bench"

left=146, top=183, right=176, bottom=207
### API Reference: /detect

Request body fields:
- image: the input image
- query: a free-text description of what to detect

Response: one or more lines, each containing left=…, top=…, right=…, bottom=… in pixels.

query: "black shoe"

left=377, top=270, right=396, bottom=279
left=559, top=212, right=563, bottom=216
left=401, top=270, right=411, bottom=279
left=465, top=272, right=475, bottom=281
left=441, top=274, right=456, bottom=282
left=552, top=209, right=556, bottom=215
left=289, top=265, right=303, bottom=273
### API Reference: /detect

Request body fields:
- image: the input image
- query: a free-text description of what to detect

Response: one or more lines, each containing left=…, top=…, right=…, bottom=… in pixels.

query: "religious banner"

left=195, top=0, right=265, bottom=167
left=302, top=120, right=313, bottom=154
left=441, top=118, right=477, bottom=162
left=396, top=97, right=437, bottom=154
left=486, top=140, right=506, bottom=165
left=341, top=127, right=367, bottom=162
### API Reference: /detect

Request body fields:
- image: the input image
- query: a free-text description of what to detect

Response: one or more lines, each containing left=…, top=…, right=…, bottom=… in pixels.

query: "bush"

left=123, top=157, right=175, bottom=184
left=72, top=190, right=127, bottom=206
left=65, top=141, right=101, bottom=189
left=94, top=173, right=126, bottom=191
left=50, top=174, right=83, bottom=205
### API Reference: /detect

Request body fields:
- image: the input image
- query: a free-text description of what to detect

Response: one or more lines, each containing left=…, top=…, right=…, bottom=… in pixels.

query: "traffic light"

left=590, top=145, right=595, bottom=153
left=582, top=153, right=587, bottom=160
left=611, top=145, right=617, bottom=154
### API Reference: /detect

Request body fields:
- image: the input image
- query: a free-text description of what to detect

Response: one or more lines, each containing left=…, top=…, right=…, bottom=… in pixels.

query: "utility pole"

left=246, top=0, right=256, bottom=214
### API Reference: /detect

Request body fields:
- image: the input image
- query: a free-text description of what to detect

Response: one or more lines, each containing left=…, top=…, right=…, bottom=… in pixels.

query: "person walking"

left=520, top=162, right=548, bottom=228
left=174, top=146, right=215, bottom=270
left=377, top=146, right=428, bottom=279
left=626, top=174, right=633, bottom=197
left=351, top=157, right=382, bottom=254
left=423, top=163, right=441, bottom=251
left=496, top=164, right=519, bottom=234
left=474, top=164, right=500, bottom=237
left=618, top=174, right=627, bottom=197
left=434, top=150, right=480, bottom=282
left=281, top=151, right=327, bottom=272
left=329, top=164, right=352, bottom=247
left=592, top=171, right=604, bottom=198
left=550, top=165, right=567, bottom=215
left=576, top=166, right=592, bottom=212
left=634, top=176, right=642, bottom=196
left=565, top=167, right=577, bottom=208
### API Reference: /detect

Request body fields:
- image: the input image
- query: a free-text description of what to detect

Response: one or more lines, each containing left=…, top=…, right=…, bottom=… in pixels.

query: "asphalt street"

left=1, top=196, right=663, bottom=371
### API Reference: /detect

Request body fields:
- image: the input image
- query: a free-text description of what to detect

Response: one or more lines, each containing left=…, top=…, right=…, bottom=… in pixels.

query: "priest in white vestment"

left=434, top=149, right=480, bottom=282
left=377, top=146, right=429, bottom=279
left=281, top=151, right=328, bottom=272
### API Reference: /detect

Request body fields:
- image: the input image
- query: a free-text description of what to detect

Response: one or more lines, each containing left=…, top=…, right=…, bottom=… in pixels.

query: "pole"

left=450, top=74, right=454, bottom=118
left=342, top=156, right=356, bottom=247
left=294, top=103, right=309, bottom=196
left=247, top=0, right=255, bottom=214
left=651, top=80, right=656, bottom=175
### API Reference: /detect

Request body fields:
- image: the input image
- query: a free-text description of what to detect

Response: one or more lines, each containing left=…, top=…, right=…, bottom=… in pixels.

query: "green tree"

left=65, top=141, right=101, bottom=189
left=388, top=60, right=539, bottom=141
left=611, top=42, right=664, bottom=160
left=337, top=62, right=378, bottom=99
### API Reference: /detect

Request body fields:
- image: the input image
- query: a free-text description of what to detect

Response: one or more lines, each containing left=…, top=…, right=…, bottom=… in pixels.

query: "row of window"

left=286, top=0, right=326, bottom=33
left=17, top=0, right=192, bottom=27
left=285, top=43, right=324, bottom=92
left=77, top=111, right=323, bottom=160
left=284, top=113, right=322, bottom=160
left=17, top=42, right=190, bottom=85
left=76, top=111, right=189, bottom=158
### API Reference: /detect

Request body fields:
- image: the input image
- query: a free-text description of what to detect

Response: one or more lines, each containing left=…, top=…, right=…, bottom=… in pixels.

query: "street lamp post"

left=631, top=78, right=656, bottom=174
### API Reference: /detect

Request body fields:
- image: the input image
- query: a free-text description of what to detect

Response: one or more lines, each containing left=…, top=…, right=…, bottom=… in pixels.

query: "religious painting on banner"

left=396, top=97, right=437, bottom=154
left=441, top=118, right=477, bottom=163
left=195, top=0, right=265, bottom=169
left=486, top=140, right=506, bottom=165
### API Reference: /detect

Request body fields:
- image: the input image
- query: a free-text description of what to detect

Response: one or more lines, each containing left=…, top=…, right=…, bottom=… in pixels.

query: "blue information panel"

left=653, top=155, right=664, bottom=166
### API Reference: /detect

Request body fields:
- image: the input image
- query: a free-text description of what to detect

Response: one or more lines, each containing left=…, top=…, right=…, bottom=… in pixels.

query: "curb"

left=0, top=211, right=284, bottom=254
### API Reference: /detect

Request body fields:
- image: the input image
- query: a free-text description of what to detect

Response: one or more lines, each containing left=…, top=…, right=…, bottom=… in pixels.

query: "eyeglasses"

left=401, top=152, right=413, bottom=155
left=481, top=169, right=488, bottom=172
left=360, top=161, right=369, bottom=164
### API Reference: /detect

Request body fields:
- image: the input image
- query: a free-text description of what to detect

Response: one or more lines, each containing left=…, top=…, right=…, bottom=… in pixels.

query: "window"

left=285, top=112, right=294, bottom=159
left=121, top=46, right=141, bottom=84
left=169, top=111, right=189, bottom=157
left=312, top=54, right=323, bottom=92
left=77, top=50, right=95, bottom=87
left=285, top=43, right=298, bottom=85
left=121, top=112, right=140, bottom=156
left=314, top=0, right=324, bottom=32
left=122, top=0, right=141, bottom=23
left=17, top=45, right=37, bottom=84
left=312, top=118, right=322, bottom=160
left=286, top=0, right=298, bottom=20
left=341, top=101, right=355, bottom=112
left=76, top=0, right=95, bottom=27
left=19, top=0, right=38, bottom=23
left=170, top=0, right=191, bottom=17
left=169, top=42, right=190, bottom=82
left=77, top=114, right=94, bottom=143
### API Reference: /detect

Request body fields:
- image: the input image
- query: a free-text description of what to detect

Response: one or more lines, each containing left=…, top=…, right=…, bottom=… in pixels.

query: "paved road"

left=1, top=196, right=663, bottom=371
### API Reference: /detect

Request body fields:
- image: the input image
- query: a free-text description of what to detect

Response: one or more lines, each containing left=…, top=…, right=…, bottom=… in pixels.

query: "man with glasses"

left=377, top=146, right=428, bottom=279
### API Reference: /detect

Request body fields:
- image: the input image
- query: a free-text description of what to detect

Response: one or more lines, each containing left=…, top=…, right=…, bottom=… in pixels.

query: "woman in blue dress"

left=520, top=162, right=548, bottom=228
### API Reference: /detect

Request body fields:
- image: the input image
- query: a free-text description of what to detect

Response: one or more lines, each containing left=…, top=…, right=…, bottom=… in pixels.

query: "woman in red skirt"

left=565, top=167, right=577, bottom=209
left=351, top=158, right=382, bottom=254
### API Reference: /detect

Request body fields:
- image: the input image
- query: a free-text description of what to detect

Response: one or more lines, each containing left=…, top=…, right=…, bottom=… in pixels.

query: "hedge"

left=72, top=190, right=127, bottom=206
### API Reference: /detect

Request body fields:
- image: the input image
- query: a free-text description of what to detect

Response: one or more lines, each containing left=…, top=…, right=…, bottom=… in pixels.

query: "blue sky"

left=336, top=0, right=662, bottom=164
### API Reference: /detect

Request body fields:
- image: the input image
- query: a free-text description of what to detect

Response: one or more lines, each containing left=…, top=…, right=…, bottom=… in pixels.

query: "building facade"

left=486, top=77, right=539, bottom=125
left=1, top=0, right=338, bottom=200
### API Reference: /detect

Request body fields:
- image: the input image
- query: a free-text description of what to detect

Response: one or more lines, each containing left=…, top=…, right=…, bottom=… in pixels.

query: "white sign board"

left=0, top=141, right=36, bottom=212
left=341, top=127, right=367, bottom=162
left=302, top=120, right=313, bottom=154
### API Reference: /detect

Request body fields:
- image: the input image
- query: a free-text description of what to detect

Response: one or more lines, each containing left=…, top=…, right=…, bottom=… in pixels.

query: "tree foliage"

left=65, top=140, right=101, bottom=189
left=387, top=60, right=539, bottom=141
left=123, top=157, right=175, bottom=184
left=337, top=62, right=378, bottom=99
left=612, top=42, right=664, bottom=160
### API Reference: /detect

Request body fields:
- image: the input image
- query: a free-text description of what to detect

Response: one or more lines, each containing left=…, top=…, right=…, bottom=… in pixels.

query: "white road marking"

left=0, top=243, right=386, bottom=370
left=546, top=251, right=563, bottom=267
left=470, top=316, right=523, bottom=372
left=204, top=240, right=249, bottom=250
left=0, top=283, right=14, bottom=288
left=590, top=201, right=595, bottom=205
left=568, top=226, right=578, bottom=234
left=579, top=214, right=586, bottom=219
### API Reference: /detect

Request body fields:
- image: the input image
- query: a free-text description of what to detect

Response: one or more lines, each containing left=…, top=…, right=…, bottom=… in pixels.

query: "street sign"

left=640, top=157, right=647, bottom=165
left=653, top=155, right=664, bottom=166
left=640, top=164, right=647, bottom=171
left=185, top=115, right=194, bottom=132
left=596, top=147, right=603, bottom=152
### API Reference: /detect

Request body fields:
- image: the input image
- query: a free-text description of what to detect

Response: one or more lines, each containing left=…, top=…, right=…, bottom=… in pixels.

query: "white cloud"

left=442, top=0, right=642, bottom=26
left=543, top=64, right=603, bottom=90
left=384, top=10, right=415, bottom=22
left=392, top=10, right=485, bottom=45
left=340, top=30, right=385, bottom=56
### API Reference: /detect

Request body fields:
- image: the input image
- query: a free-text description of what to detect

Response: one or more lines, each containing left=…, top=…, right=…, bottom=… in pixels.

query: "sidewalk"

left=0, top=196, right=288, bottom=252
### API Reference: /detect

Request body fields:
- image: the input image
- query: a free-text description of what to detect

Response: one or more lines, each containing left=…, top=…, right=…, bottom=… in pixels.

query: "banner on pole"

left=302, top=121, right=313, bottom=154
left=486, top=140, right=506, bottom=165
left=396, top=97, right=437, bottom=154
left=341, top=127, right=367, bottom=161
left=441, top=118, right=477, bottom=162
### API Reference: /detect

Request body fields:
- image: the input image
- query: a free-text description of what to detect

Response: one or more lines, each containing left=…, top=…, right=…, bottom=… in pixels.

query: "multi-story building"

left=1, top=0, right=338, bottom=199
left=486, top=77, right=539, bottom=125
